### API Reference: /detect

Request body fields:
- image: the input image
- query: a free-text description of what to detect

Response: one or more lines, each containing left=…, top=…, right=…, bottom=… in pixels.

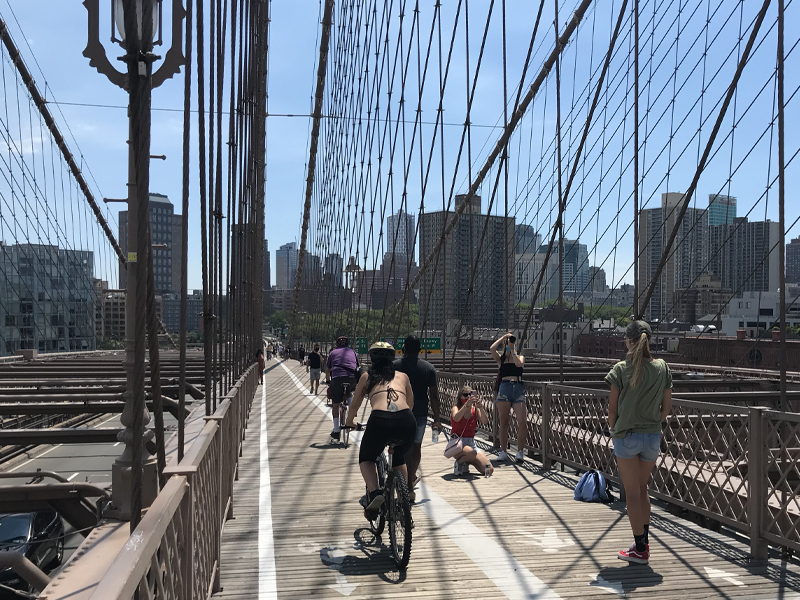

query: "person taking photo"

left=489, top=332, right=527, bottom=463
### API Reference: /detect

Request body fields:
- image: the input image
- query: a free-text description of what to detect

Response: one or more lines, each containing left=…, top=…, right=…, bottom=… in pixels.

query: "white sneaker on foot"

left=497, top=450, right=509, bottom=461
left=453, top=461, right=465, bottom=476
left=515, top=450, right=524, bottom=463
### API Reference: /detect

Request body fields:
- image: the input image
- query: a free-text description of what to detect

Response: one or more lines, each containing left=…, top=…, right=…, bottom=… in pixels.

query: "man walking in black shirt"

left=307, top=345, right=323, bottom=395
left=394, top=335, right=442, bottom=502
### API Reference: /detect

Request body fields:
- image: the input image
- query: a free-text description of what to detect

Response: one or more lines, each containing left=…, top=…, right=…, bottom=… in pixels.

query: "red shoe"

left=618, top=543, right=649, bottom=564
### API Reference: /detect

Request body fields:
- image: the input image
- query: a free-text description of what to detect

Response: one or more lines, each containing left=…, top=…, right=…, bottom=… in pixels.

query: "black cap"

left=626, top=320, right=652, bottom=339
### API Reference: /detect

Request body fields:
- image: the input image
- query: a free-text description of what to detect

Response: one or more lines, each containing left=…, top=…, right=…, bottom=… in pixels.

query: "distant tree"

left=97, top=337, right=124, bottom=350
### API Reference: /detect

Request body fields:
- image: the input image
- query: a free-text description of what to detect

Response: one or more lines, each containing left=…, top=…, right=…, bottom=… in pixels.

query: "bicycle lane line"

left=279, top=362, right=563, bottom=600
left=259, top=380, right=278, bottom=600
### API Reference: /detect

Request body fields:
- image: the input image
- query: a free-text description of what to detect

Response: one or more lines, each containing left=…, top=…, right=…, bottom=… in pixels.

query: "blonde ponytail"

left=628, top=332, right=651, bottom=389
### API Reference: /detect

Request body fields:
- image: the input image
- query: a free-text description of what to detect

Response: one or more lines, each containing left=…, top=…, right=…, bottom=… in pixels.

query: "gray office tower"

left=264, top=240, right=271, bottom=289
left=324, top=253, right=344, bottom=286
left=276, top=242, right=298, bottom=289
left=535, top=239, right=590, bottom=296
left=0, top=243, right=95, bottom=355
left=386, top=210, right=416, bottom=259
left=119, top=193, right=182, bottom=294
left=707, top=217, right=780, bottom=294
left=419, top=194, right=514, bottom=330
left=788, top=238, right=800, bottom=284
left=515, top=224, right=541, bottom=255
left=638, top=192, right=708, bottom=321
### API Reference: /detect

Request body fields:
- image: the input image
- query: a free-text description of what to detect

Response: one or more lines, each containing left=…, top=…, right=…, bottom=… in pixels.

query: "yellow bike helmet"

left=368, top=341, right=396, bottom=362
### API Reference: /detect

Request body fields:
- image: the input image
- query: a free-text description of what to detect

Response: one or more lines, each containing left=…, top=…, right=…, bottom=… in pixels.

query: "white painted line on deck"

left=279, top=362, right=562, bottom=600
left=67, top=472, right=80, bottom=481
left=10, top=414, right=121, bottom=472
left=258, top=381, right=278, bottom=600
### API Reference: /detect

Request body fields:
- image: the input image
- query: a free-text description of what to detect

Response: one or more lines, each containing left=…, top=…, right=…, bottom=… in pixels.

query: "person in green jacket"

left=606, top=320, right=672, bottom=565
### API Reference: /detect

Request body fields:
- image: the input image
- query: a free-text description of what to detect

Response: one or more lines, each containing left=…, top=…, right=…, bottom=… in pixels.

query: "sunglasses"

left=461, top=391, right=477, bottom=397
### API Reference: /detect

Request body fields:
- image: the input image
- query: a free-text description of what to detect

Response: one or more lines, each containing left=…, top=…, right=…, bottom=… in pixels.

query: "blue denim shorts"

left=496, top=380, right=526, bottom=405
left=613, top=432, right=661, bottom=462
left=459, top=437, right=483, bottom=453
left=414, top=415, right=428, bottom=443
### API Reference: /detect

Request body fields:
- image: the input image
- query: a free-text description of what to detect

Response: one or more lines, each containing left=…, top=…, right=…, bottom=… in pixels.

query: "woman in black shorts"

left=346, top=342, right=416, bottom=515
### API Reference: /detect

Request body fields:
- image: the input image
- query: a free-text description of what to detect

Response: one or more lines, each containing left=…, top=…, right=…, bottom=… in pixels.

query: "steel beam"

left=0, top=428, right=122, bottom=444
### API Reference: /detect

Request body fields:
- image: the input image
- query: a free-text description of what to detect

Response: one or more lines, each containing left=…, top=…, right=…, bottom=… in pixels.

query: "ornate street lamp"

left=83, top=0, right=184, bottom=91
left=82, top=0, right=185, bottom=522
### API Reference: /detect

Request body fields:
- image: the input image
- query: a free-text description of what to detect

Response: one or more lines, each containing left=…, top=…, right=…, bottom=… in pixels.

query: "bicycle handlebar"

left=343, top=422, right=366, bottom=431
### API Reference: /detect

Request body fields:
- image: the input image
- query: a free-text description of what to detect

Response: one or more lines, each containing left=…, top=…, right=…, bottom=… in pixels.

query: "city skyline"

left=4, top=3, right=796, bottom=297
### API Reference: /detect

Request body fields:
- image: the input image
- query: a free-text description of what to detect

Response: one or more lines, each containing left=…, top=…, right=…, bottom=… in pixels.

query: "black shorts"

left=329, top=376, right=356, bottom=404
left=359, top=409, right=416, bottom=467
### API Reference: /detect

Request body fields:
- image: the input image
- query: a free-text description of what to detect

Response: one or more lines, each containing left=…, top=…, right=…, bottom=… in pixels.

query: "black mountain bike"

left=350, top=423, right=413, bottom=569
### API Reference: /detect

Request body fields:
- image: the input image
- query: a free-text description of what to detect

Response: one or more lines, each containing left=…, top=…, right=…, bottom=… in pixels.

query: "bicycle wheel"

left=387, top=471, right=412, bottom=569
left=341, top=424, right=350, bottom=448
left=368, top=455, right=388, bottom=535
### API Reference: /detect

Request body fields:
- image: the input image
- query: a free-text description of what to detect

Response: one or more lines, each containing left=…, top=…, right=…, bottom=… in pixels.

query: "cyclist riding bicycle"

left=325, top=335, right=360, bottom=442
left=346, top=342, right=416, bottom=517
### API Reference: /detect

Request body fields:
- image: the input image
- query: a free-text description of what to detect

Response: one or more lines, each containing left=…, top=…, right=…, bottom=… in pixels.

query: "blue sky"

left=3, top=0, right=798, bottom=293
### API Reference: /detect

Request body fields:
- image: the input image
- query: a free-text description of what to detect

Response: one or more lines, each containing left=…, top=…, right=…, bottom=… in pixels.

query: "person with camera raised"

left=450, top=385, right=494, bottom=477
left=490, top=332, right=527, bottom=463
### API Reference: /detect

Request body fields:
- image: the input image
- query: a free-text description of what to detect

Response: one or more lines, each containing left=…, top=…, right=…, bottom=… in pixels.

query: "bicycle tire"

left=387, top=471, right=412, bottom=569
left=341, top=425, right=350, bottom=448
left=369, top=454, right=388, bottom=535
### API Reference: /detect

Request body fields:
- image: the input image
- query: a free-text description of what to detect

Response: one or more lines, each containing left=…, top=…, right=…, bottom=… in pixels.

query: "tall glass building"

left=708, top=194, right=736, bottom=226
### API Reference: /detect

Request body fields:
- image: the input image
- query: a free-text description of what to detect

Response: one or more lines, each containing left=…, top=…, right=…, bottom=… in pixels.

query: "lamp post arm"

left=82, top=0, right=129, bottom=90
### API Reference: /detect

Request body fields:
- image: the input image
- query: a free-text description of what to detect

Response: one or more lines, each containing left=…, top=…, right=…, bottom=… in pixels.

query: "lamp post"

left=82, top=0, right=184, bottom=524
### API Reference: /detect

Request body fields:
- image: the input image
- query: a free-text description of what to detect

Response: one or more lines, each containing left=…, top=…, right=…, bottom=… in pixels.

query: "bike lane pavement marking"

left=259, top=380, right=279, bottom=600
left=279, top=361, right=562, bottom=600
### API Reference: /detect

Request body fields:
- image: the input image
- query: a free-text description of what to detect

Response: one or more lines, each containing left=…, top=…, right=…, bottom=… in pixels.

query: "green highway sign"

left=356, top=337, right=368, bottom=354
left=380, top=336, right=441, bottom=354
left=421, top=337, right=441, bottom=351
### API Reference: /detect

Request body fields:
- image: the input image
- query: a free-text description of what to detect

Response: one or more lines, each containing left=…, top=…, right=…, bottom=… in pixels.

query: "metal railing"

left=47, top=363, right=258, bottom=600
left=437, top=371, right=800, bottom=557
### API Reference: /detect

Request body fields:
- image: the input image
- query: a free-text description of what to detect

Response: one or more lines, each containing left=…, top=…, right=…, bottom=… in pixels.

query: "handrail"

left=88, top=476, right=190, bottom=600
left=41, top=363, right=258, bottom=600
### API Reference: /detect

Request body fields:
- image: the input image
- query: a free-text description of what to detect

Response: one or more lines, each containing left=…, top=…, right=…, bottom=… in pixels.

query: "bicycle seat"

left=386, top=439, right=406, bottom=449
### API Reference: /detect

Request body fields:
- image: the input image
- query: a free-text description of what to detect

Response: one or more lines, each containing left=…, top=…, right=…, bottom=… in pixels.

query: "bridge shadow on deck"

left=217, top=360, right=800, bottom=600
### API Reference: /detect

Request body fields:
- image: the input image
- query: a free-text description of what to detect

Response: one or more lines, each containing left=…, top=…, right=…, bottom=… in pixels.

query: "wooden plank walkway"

left=214, top=359, right=800, bottom=599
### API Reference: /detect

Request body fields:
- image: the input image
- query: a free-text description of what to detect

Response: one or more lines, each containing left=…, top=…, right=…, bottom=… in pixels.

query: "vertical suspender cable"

left=178, top=0, right=193, bottom=462
left=777, top=0, right=786, bottom=411
left=633, top=0, right=640, bottom=319
left=553, top=0, right=564, bottom=383
left=198, top=0, right=211, bottom=417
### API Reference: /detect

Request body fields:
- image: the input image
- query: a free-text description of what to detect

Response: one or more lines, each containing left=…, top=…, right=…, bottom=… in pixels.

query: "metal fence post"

left=542, top=385, right=552, bottom=470
left=748, top=406, right=768, bottom=560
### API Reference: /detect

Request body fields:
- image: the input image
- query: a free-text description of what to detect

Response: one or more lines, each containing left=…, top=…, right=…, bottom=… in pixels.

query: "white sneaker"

left=453, top=461, right=465, bottom=476
left=497, top=450, right=509, bottom=461
left=515, top=450, right=524, bottom=463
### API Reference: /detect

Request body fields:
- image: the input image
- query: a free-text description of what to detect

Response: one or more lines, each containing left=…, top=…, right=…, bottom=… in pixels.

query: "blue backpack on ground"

left=574, top=469, right=613, bottom=503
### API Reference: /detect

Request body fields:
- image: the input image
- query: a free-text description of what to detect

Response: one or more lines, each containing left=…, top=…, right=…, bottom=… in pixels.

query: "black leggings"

left=359, top=409, right=416, bottom=467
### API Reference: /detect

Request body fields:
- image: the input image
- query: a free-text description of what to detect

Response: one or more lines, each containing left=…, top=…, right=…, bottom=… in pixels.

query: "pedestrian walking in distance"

left=606, top=320, right=672, bottom=564
left=308, top=345, right=323, bottom=395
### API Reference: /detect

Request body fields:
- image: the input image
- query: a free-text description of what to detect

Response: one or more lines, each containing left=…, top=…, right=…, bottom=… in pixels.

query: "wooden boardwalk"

left=213, top=360, right=800, bottom=599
